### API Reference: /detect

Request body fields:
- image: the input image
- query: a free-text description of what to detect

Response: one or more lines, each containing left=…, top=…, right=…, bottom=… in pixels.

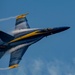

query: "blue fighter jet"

left=0, top=13, right=70, bottom=69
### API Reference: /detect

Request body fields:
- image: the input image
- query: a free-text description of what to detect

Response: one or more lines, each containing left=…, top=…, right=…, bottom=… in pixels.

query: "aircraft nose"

left=52, top=26, right=70, bottom=34
left=59, top=26, right=70, bottom=31
left=62, top=27, right=70, bottom=30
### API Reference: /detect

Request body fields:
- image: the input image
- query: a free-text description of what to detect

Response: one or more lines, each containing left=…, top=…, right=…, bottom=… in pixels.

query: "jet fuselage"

left=0, top=13, right=70, bottom=69
left=7, top=26, right=70, bottom=48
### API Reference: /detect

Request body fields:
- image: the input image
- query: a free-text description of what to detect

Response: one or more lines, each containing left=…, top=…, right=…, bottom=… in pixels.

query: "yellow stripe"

left=16, top=13, right=29, bottom=20
left=9, top=64, right=18, bottom=69
left=8, top=30, right=42, bottom=43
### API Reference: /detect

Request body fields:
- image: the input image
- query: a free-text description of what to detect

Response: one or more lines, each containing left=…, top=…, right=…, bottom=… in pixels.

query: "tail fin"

left=15, top=13, right=30, bottom=30
left=0, top=31, right=14, bottom=42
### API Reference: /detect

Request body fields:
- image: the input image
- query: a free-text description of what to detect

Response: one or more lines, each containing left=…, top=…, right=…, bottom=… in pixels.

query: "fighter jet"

left=0, top=13, right=70, bottom=69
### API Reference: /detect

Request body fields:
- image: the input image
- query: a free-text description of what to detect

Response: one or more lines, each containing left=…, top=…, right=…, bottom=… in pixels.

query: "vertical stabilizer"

left=15, top=13, right=30, bottom=30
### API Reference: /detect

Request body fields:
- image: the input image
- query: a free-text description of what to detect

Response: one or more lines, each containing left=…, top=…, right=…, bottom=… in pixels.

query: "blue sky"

left=0, top=0, right=75, bottom=75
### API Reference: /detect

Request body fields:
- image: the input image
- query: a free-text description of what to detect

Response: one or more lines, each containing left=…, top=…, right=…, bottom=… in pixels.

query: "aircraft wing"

left=15, top=13, right=30, bottom=30
left=9, top=46, right=29, bottom=69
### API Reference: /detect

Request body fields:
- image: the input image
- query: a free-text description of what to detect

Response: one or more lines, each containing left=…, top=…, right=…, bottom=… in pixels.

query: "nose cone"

left=52, top=26, right=70, bottom=34
left=62, top=27, right=70, bottom=30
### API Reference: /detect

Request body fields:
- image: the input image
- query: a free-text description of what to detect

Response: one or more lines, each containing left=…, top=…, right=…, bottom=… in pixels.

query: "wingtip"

left=9, top=64, right=18, bottom=69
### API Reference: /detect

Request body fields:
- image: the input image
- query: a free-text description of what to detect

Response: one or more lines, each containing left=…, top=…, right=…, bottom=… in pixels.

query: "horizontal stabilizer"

left=0, top=31, right=14, bottom=42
